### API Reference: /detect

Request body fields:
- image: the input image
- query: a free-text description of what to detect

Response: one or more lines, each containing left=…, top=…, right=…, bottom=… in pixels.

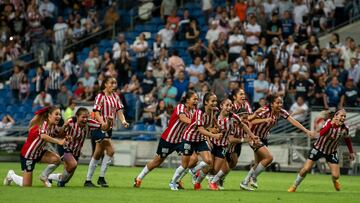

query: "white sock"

left=41, top=164, right=59, bottom=178
left=171, top=165, right=186, bottom=183
left=195, top=169, right=207, bottom=184
left=211, top=170, right=225, bottom=184
left=48, top=173, right=61, bottom=182
left=190, top=161, right=207, bottom=173
left=10, top=172, right=23, bottom=186
left=178, top=168, right=189, bottom=181
left=243, top=167, right=255, bottom=184
left=100, top=154, right=112, bottom=177
left=61, top=170, right=70, bottom=182
left=253, top=163, right=266, bottom=178
left=294, top=174, right=304, bottom=187
left=137, top=165, right=150, bottom=180
left=86, top=158, right=99, bottom=181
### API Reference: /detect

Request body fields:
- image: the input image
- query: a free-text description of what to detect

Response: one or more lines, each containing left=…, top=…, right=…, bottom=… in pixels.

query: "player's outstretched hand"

left=350, top=153, right=355, bottom=161
left=122, top=121, right=130, bottom=128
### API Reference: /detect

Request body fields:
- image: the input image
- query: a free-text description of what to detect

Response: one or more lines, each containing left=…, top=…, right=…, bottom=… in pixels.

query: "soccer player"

left=84, top=76, right=129, bottom=187
left=288, top=109, right=355, bottom=192
left=208, top=99, right=256, bottom=190
left=240, top=94, right=315, bottom=191
left=47, top=107, right=112, bottom=187
left=169, top=92, right=222, bottom=190
left=4, top=106, right=66, bottom=187
left=133, top=91, right=199, bottom=188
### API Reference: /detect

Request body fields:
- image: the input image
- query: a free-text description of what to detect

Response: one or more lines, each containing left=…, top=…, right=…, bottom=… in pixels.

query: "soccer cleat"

left=287, top=185, right=297, bottom=192
left=240, top=181, right=254, bottom=191
left=3, top=170, right=14, bottom=186
left=97, top=177, right=109, bottom=188
left=250, top=176, right=258, bottom=188
left=333, top=180, right=341, bottom=191
left=192, top=170, right=200, bottom=185
left=84, top=180, right=98, bottom=187
left=39, top=175, right=52, bottom=188
left=209, top=182, right=219, bottom=191
left=218, top=179, right=225, bottom=190
left=57, top=181, right=66, bottom=187
left=194, top=182, right=201, bottom=190
left=169, top=182, right=178, bottom=191
left=133, top=178, right=142, bottom=188
left=176, top=181, right=184, bottom=189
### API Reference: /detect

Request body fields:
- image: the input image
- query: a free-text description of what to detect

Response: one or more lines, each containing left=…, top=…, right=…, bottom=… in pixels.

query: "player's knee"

left=204, top=158, right=213, bottom=167
left=53, top=156, right=61, bottom=165
left=332, top=173, right=339, bottom=180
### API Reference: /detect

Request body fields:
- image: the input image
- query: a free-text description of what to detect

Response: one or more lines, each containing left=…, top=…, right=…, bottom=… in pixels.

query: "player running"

left=288, top=109, right=355, bottom=192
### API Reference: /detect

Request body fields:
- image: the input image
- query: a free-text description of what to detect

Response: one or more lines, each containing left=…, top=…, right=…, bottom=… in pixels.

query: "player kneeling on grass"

left=4, top=106, right=66, bottom=187
left=207, top=99, right=257, bottom=190
left=47, top=107, right=112, bottom=187
left=288, top=109, right=355, bottom=192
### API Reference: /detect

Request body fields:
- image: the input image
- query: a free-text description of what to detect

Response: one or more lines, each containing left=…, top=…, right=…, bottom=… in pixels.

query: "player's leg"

left=84, top=141, right=104, bottom=187
left=98, top=139, right=114, bottom=187
left=60, top=153, right=78, bottom=186
left=177, top=145, right=198, bottom=189
left=194, top=149, right=213, bottom=189
left=209, top=157, right=226, bottom=190
left=327, top=156, right=341, bottom=191
left=39, top=151, right=61, bottom=187
left=169, top=141, right=193, bottom=190
left=288, top=159, right=315, bottom=192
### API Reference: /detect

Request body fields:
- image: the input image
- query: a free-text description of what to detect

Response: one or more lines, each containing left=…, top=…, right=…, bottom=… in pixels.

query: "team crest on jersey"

left=162, top=148, right=169, bottom=153
left=26, top=160, right=33, bottom=170
left=184, top=143, right=191, bottom=150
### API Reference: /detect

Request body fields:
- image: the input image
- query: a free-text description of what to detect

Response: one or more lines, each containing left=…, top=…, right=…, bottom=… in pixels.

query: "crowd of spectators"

left=5, top=0, right=360, bottom=129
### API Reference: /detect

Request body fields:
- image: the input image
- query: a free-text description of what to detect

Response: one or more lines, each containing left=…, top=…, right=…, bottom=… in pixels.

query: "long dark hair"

left=76, top=107, right=89, bottom=117
left=201, top=91, right=216, bottom=112
left=100, top=76, right=115, bottom=91
left=29, top=106, right=60, bottom=129
left=266, top=94, right=280, bottom=105
left=230, top=88, right=241, bottom=102
left=180, top=91, right=197, bottom=105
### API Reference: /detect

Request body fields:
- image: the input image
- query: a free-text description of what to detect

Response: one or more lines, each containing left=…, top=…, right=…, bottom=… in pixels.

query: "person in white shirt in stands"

left=78, top=71, right=96, bottom=90
left=39, top=0, right=56, bottom=18
left=157, top=22, right=175, bottom=47
left=289, top=96, right=309, bottom=122
left=293, top=0, right=309, bottom=25
left=132, top=33, right=149, bottom=72
left=186, top=56, right=205, bottom=85
left=0, top=115, right=15, bottom=136
left=205, top=20, right=220, bottom=44
left=228, top=25, right=245, bottom=63
left=33, top=91, right=53, bottom=108
left=53, top=16, right=68, bottom=61
left=112, top=33, right=129, bottom=60
left=244, top=15, right=261, bottom=52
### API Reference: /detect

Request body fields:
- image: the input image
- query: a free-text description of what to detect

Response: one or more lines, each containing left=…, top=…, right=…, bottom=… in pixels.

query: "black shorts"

left=91, top=129, right=112, bottom=142
left=250, top=138, right=268, bottom=152
left=20, top=150, right=47, bottom=172
left=308, top=148, right=339, bottom=164
left=156, top=138, right=183, bottom=158
left=211, top=144, right=227, bottom=159
left=182, top=139, right=210, bottom=156
left=226, top=143, right=242, bottom=162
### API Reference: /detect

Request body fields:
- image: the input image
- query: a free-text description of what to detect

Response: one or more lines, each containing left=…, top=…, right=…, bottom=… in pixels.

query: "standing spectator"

left=229, top=9, right=240, bottom=29
left=344, top=78, right=360, bottom=107
left=33, top=90, right=53, bottom=108
left=116, top=47, right=131, bottom=87
left=153, top=34, right=166, bottom=60
left=84, top=51, right=100, bottom=76
left=39, top=0, right=57, bottom=29
left=132, top=33, right=148, bottom=73
left=323, top=76, right=345, bottom=109
left=161, top=0, right=177, bottom=20
left=71, top=20, right=85, bottom=42
left=53, top=16, right=68, bottom=61
left=244, top=15, right=261, bottom=53
left=253, top=72, right=269, bottom=108
left=141, top=67, right=157, bottom=95
left=305, top=34, right=320, bottom=64
left=157, top=22, right=175, bottom=47
left=269, top=74, right=286, bottom=97
left=281, top=10, right=295, bottom=39
left=295, top=73, right=314, bottom=102
left=104, top=3, right=119, bottom=29
left=63, top=51, right=79, bottom=86
left=205, top=21, right=220, bottom=44
left=279, top=0, right=294, bottom=19
left=167, top=9, right=180, bottom=32
left=32, top=66, right=47, bottom=94
left=56, top=84, right=72, bottom=110
left=173, top=70, right=189, bottom=101
left=212, top=69, right=229, bottom=100
left=326, top=33, right=342, bottom=66
left=186, top=56, right=205, bottom=85
left=263, top=0, right=278, bottom=18
left=185, top=19, right=200, bottom=45
left=46, top=62, right=66, bottom=100
left=167, top=50, right=185, bottom=76
left=201, top=0, right=213, bottom=22
left=242, top=65, right=257, bottom=102
left=158, top=77, right=178, bottom=106
left=267, top=12, right=283, bottom=44
left=234, top=0, right=248, bottom=23
left=9, top=65, right=24, bottom=102
left=334, top=0, right=346, bottom=26
left=112, top=33, right=129, bottom=60
left=348, top=58, right=360, bottom=86
left=228, top=26, right=245, bottom=63
left=19, top=76, right=30, bottom=102
left=289, top=96, right=309, bottom=122
left=293, top=0, right=309, bottom=25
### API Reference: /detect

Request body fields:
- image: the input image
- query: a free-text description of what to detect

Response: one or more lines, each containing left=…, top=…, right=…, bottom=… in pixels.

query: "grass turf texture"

left=1, top=162, right=359, bottom=203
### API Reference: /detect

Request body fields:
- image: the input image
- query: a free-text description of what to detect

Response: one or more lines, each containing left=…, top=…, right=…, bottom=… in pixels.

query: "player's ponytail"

left=180, top=91, right=197, bottom=104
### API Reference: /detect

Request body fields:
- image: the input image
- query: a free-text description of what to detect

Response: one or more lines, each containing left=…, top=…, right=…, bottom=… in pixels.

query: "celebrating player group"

left=3, top=76, right=355, bottom=192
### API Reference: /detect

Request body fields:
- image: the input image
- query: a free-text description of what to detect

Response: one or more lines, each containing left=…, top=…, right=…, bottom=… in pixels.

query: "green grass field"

left=1, top=162, right=360, bottom=203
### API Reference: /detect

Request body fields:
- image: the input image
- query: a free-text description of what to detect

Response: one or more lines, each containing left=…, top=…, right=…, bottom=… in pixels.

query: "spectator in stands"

left=33, top=90, right=53, bottom=108
left=158, top=77, right=177, bottom=106
left=53, top=16, right=68, bottom=61
left=348, top=58, right=360, bottom=86
left=281, top=10, right=295, bottom=39
left=152, top=34, right=166, bottom=60
left=73, top=81, right=86, bottom=101
left=46, top=62, right=66, bottom=99
left=63, top=51, right=81, bottom=86
left=112, top=33, right=128, bottom=60
left=341, top=37, right=356, bottom=69
left=311, top=1, right=327, bottom=34
left=173, top=70, right=189, bottom=101
left=0, top=114, right=15, bottom=136
left=293, top=0, right=309, bottom=26
left=84, top=50, right=100, bottom=76
left=149, top=59, right=165, bottom=89
left=186, top=56, right=205, bottom=85
left=295, top=72, right=314, bottom=102
left=269, top=73, right=286, bottom=97
left=278, top=0, right=294, bottom=19
left=326, top=33, right=342, bottom=67
left=161, top=0, right=177, bottom=20
left=39, top=0, right=57, bottom=29
left=344, top=78, right=360, bottom=107
left=104, top=63, right=118, bottom=78
left=244, top=15, right=261, bottom=53
left=32, top=66, right=47, bottom=94
left=9, top=65, right=24, bottom=102
left=132, top=33, right=148, bottom=73
left=122, top=75, right=141, bottom=94
left=228, top=25, right=245, bottom=64
left=138, top=0, right=154, bottom=21
left=19, top=76, right=30, bottom=102
left=234, top=0, right=248, bottom=23
left=290, top=56, right=308, bottom=77
left=236, top=49, right=254, bottom=69
left=63, top=101, right=76, bottom=121
left=104, top=2, right=119, bottom=29
left=116, top=47, right=131, bottom=86
left=9, top=10, right=26, bottom=37
left=78, top=71, right=96, bottom=90
left=305, top=34, right=320, bottom=64
left=167, top=49, right=185, bottom=76
left=253, top=72, right=269, bottom=109
left=188, top=39, right=208, bottom=60
left=201, top=0, right=213, bottom=22
left=141, top=67, right=157, bottom=95
left=289, top=96, right=309, bottom=122
left=71, top=20, right=85, bottom=42
left=263, top=0, right=277, bottom=18
left=99, top=50, right=112, bottom=72
left=185, top=19, right=200, bottom=45
left=267, top=12, right=283, bottom=44
left=157, top=22, right=174, bottom=47
left=229, top=8, right=240, bottom=29
left=254, top=52, right=267, bottom=74
left=212, top=69, right=229, bottom=100
left=242, top=65, right=257, bottom=102
left=56, top=84, right=72, bottom=110
left=167, top=9, right=180, bottom=32
left=323, top=76, right=345, bottom=109
left=205, top=20, right=220, bottom=44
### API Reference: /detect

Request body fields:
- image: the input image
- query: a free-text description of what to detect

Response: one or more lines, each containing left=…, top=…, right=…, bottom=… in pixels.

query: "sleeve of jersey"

left=88, top=119, right=102, bottom=130
left=319, top=119, right=332, bottom=137
left=254, top=107, right=266, bottom=118
left=231, top=113, right=242, bottom=124
left=195, top=110, right=204, bottom=126
left=39, top=122, right=48, bottom=135
left=280, top=108, right=290, bottom=119
left=343, top=125, right=354, bottom=153
left=246, top=102, right=253, bottom=114
left=93, top=94, right=103, bottom=112
left=176, top=104, right=185, bottom=116
left=115, top=94, right=124, bottom=111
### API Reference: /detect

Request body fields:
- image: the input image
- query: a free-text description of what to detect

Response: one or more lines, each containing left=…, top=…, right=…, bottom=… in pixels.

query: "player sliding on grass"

left=47, top=107, right=112, bottom=187
left=134, top=91, right=199, bottom=188
left=288, top=109, right=355, bottom=192
left=169, top=92, right=222, bottom=190
left=240, top=94, right=316, bottom=191
left=4, top=106, right=66, bottom=187
left=207, top=98, right=257, bottom=190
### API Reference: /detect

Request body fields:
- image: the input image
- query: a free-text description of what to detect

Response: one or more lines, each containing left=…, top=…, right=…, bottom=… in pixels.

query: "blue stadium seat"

left=99, top=39, right=112, bottom=48
left=147, top=124, right=157, bottom=132
left=132, top=123, right=146, bottom=131
left=82, top=47, right=91, bottom=55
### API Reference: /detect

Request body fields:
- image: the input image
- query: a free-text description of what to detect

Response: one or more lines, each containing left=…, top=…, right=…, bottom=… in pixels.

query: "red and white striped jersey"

left=233, top=101, right=253, bottom=114
left=21, top=121, right=58, bottom=160
left=161, top=104, right=194, bottom=144
left=251, top=106, right=289, bottom=140
left=314, top=119, right=349, bottom=154
left=183, top=109, right=216, bottom=142
left=93, top=92, right=124, bottom=126
left=64, top=118, right=102, bottom=156
left=211, top=114, right=240, bottom=146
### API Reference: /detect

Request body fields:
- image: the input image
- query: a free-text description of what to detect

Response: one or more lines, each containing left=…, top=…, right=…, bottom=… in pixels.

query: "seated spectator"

left=157, top=22, right=174, bottom=47
left=153, top=34, right=166, bottom=60
left=269, top=74, right=286, bottom=97
left=19, top=76, right=30, bottom=102
left=0, top=115, right=15, bottom=136
left=122, top=75, right=141, bottom=94
left=131, top=33, right=148, bottom=73
left=72, top=20, right=85, bottom=42
left=228, top=25, right=245, bottom=63
left=244, top=15, right=261, bottom=52
left=267, top=12, right=283, bottom=44
left=79, top=71, right=96, bottom=90
left=186, top=56, right=205, bottom=85
left=205, top=20, right=220, bottom=44
left=73, top=81, right=86, bottom=101
left=84, top=50, right=100, bottom=76
left=167, top=49, right=185, bottom=76
left=253, top=72, right=269, bottom=109
left=289, top=96, right=309, bottom=122
left=56, top=85, right=72, bottom=110
left=141, top=67, right=157, bottom=95
left=63, top=101, right=76, bottom=121
left=33, top=91, right=53, bottom=108
left=158, top=77, right=178, bottom=106
left=166, top=9, right=180, bottom=32
left=323, top=76, right=345, bottom=109
left=348, top=58, right=360, bottom=86
left=344, top=79, right=360, bottom=107
left=173, top=70, right=189, bottom=101
left=185, top=19, right=200, bottom=45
